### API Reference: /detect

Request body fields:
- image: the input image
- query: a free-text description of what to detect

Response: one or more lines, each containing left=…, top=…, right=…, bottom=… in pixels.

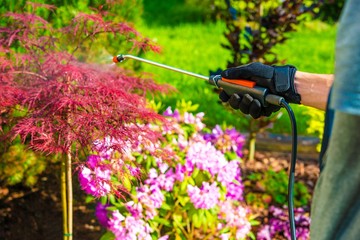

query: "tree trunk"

left=61, top=150, right=73, bottom=240
left=248, top=131, right=257, bottom=161
left=66, top=151, right=73, bottom=240
left=61, top=157, right=68, bottom=239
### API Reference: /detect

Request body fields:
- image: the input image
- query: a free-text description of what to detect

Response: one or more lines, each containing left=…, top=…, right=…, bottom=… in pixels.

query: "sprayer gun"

left=113, top=54, right=299, bottom=240
left=113, top=54, right=285, bottom=107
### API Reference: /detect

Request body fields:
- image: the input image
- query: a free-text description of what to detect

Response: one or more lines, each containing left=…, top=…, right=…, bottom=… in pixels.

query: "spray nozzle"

left=113, top=54, right=125, bottom=63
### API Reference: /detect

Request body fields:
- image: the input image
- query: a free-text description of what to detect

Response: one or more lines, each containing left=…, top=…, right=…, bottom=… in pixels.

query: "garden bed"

left=0, top=149, right=319, bottom=240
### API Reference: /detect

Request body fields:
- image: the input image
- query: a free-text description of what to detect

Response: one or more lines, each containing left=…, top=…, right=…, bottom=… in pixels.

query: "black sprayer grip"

left=209, top=75, right=284, bottom=107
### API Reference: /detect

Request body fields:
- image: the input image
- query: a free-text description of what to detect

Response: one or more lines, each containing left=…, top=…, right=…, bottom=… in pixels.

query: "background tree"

left=213, top=0, right=320, bottom=160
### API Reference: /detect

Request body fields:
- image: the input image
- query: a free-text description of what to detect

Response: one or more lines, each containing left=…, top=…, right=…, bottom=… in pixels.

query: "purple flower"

left=95, top=202, right=109, bottom=227
left=174, top=163, right=186, bottom=181
left=128, top=165, right=141, bottom=176
left=108, top=210, right=153, bottom=240
left=217, top=160, right=240, bottom=185
left=144, top=168, right=175, bottom=192
left=203, top=125, right=223, bottom=141
left=93, top=137, right=117, bottom=158
left=225, top=128, right=246, bottom=157
left=163, top=107, right=180, bottom=121
left=186, top=141, right=227, bottom=176
left=257, top=225, right=271, bottom=240
left=203, top=125, right=246, bottom=158
left=225, top=180, right=244, bottom=201
left=136, top=185, right=164, bottom=219
left=257, top=206, right=311, bottom=240
left=187, top=182, right=220, bottom=209
left=125, top=201, right=143, bottom=218
left=78, top=155, right=111, bottom=197
left=87, top=155, right=101, bottom=168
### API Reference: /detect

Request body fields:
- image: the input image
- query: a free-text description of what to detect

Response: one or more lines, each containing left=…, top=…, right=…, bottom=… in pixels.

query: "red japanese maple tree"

left=0, top=2, right=169, bottom=239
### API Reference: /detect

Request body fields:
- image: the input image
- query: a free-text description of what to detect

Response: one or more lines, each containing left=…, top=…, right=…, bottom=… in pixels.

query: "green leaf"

left=179, top=196, right=190, bottom=206
left=100, top=196, right=108, bottom=205
left=191, top=168, right=199, bottom=178
left=153, top=216, right=171, bottom=227
left=108, top=194, right=116, bottom=205
left=192, top=213, right=201, bottom=228
left=161, top=202, right=172, bottom=211
left=173, top=214, right=184, bottom=227
left=100, top=231, right=115, bottom=240
left=274, top=194, right=287, bottom=204
left=247, top=173, right=261, bottom=181
left=180, top=180, right=188, bottom=193
left=248, top=231, right=256, bottom=240
left=249, top=219, right=261, bottom=226
left=85, top=195, right=95, bottom=203
left=188, top=177, right=195, bottom=186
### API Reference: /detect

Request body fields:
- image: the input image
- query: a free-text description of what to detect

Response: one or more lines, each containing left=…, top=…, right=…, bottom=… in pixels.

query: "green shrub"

left=245, top=169, right=311, bottom=208
left=0, top=144, right=47, bottom=187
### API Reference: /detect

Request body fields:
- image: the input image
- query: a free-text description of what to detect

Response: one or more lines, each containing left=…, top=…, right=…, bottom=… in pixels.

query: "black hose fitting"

left=113, top=54, right=125, bottom=63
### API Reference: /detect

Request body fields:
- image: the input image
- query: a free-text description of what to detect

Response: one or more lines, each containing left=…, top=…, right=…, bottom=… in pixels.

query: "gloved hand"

left=219, top=62, right=300, bottom=119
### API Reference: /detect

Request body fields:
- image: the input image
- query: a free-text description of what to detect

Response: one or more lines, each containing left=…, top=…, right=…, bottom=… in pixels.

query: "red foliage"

left=0, top=5, right=169, bottom=156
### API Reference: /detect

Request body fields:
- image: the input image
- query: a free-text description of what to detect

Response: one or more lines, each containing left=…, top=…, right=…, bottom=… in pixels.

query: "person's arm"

left=219, top=63, right=334, bottom=118
left=294, top=71, right=334, bottom=111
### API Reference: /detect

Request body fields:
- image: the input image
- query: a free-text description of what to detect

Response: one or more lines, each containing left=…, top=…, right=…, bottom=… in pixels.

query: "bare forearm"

left=294, top=71, right=334, bottom=111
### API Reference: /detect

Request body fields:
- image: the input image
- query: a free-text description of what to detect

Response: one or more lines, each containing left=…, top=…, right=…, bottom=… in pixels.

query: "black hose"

left=280, top=99, right=297, bottom=240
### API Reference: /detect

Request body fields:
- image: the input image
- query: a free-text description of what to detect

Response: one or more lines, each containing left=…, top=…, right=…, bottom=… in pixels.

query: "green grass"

left=136, top=21, right=246, bottom=129
left=134, top=19, right=337, bottom=135
left=142, top=0, right=212, bottom=26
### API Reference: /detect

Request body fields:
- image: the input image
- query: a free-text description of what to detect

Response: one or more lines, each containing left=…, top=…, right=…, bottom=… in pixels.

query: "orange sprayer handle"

left=209, top=75, right=284, bottom=106
left=221, top=78, right=256, bottom=88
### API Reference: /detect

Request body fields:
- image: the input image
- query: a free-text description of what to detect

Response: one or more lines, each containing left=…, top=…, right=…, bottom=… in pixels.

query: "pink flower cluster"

left=187, top=182, right=220, bottom=209
left=85, top=108, right=251, bottom=239
left=78, top=155, right=111, bottom=197
left=186, top=142, right=244, bottom=202
left=136, top=184, right=164, bottom=220
left=185, top=141, right=227, bottom=175
left=145, top=165, right=176, bottom=192
left=163, top=106, right=205, bottom=131
left=203, top=125, right=246, bottom=158
left=218, top=200, right=252, bottom=239
left=108, top=210, right=153, bottom=240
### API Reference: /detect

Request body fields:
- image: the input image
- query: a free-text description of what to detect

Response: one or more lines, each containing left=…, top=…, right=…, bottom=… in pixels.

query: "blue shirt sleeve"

left=330, top=0, right=360, bottom=115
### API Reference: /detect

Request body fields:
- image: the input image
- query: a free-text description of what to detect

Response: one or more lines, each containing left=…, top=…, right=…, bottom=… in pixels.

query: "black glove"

left=219, top=91, right=281, bottom=119
left=219, top=62, right=300, bottom=118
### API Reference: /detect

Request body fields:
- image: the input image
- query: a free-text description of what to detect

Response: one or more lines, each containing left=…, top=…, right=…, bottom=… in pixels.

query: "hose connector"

left=113, top=54, right=125, bottom=63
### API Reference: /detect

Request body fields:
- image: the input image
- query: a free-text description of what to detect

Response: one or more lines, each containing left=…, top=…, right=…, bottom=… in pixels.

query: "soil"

left=0, top=164, right=105, bottom=240
left=0, top=150, right=319, bottom=240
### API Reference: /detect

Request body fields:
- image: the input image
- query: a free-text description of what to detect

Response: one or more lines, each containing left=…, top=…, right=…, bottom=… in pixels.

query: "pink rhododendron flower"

left=218, top=200, right=251, bottom=239
left=187, top=182, right=220, bottom=209
left=186, top=141, right=227, bottom=176
left=78, top=155, right=111, bottom=197
left=108, top=211, right=152, bottom=240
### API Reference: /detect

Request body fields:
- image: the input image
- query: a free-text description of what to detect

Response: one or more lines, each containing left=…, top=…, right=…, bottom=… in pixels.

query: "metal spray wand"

left=113, top=54, right=285, bottom=107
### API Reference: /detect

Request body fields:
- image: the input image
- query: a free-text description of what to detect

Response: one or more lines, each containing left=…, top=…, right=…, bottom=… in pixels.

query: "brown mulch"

left=242, top=150, right=320, bottom=187
left=0, top=151, right=320, bottom=240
